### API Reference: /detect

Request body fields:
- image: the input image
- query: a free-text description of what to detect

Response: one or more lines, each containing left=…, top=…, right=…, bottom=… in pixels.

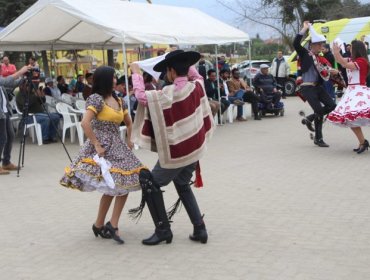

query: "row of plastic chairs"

left=214, top=103, right=251, bottom=125
left=10, top=96, right=128, bottom=146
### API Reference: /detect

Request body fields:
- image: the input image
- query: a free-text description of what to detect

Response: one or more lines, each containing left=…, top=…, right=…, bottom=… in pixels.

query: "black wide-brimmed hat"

left=153, top=50, right=201, bottom=72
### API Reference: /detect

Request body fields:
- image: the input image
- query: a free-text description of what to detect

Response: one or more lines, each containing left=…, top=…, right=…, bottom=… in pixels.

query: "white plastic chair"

left=75, top=99, right=86, bottom=113
left=45, top=95, right=58, bottom=113
left=56, top=103, right=84, bottom=145
left=61, top=94, right=74, bottom=105
left=227, top=103, right=250, bottom=123
left=14, top=102, right=43, bottom=146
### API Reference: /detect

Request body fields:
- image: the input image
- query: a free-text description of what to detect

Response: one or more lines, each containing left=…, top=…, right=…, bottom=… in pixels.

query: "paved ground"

left=1, top=97, right=370, bottom=280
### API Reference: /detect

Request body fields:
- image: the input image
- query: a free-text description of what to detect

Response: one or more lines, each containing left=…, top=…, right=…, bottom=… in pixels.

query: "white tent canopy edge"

left=0, top=0, right=250, bottom=51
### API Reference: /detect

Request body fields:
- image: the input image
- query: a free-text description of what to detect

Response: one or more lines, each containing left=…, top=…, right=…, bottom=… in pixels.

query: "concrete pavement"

left=1, top=97, right=370, bottom=280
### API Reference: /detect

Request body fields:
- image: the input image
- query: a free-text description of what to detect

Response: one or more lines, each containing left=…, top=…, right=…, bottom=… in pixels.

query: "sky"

left=134, top=0, right=253, bottom=34
left=134, top=0, right=370, bottom=39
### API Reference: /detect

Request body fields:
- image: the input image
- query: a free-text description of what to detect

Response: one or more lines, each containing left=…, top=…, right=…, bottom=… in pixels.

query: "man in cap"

left=130, top=50, right=214, bottom=246
left=253, top=64, right=282, bottom=109
left=294, top=21, right=336, bottom=147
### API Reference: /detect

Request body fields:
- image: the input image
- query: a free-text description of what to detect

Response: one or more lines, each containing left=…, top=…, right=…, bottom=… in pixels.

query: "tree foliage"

left=0, top=0, right=37, bottom=26
left=218, top=0, right=370, bottom=51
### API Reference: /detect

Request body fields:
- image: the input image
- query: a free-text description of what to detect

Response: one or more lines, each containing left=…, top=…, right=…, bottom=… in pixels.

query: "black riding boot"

left=139, top=170, right=173, bottom=246
left=314, top=115, right=329, bottom=147
left=174, top=183, right=208, bottom=244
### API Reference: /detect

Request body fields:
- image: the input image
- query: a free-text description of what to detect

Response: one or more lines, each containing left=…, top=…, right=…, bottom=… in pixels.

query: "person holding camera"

left=16, top=75, right=61, bottom=145
left=0, top=65, right=30, bottom=174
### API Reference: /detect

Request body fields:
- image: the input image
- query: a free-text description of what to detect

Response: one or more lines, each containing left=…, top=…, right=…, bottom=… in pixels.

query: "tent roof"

left=0, top=0, right=249, bottom=51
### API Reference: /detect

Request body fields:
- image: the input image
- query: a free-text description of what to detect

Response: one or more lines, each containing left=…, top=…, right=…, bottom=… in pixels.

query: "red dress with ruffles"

left=327, top=57, right=370, bottom=127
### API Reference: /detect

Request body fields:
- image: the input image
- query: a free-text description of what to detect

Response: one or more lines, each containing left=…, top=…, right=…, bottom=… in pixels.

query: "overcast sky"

left=135, top=0, right=370, bottom=39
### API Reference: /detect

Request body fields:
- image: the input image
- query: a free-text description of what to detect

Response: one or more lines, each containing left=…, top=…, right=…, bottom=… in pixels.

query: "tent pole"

left=215, top=45, right=222, bottom=125
left=121, top=35, right=131, bottom=116
left=51, top=44, right=56, bottom=77
left=102, top=47, right=106, bottom=65
left=248, top=40, right=252, bottom=86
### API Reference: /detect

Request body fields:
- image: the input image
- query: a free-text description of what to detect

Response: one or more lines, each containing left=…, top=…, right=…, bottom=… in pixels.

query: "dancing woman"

left=327, top=40, right=370, bottom=154
left=60, top=66, right=146, bottom=244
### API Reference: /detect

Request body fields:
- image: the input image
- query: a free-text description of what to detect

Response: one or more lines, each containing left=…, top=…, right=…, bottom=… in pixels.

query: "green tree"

left=0, top=0, right=37, bottom=26
left=0, top=0, right=37, bottom=69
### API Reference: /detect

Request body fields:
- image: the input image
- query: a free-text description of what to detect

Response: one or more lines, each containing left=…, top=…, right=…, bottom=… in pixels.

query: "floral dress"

left=60, top=93, right=145, bottom=196
left=328, top=57, right=370, bottom=127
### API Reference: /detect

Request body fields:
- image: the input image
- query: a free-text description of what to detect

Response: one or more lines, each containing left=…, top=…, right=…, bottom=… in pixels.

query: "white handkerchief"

left=93, top=154, right=115, bottom=189
left=134, top=53, right=167, bottom=80
left=333, top=37, right=346, bottom=53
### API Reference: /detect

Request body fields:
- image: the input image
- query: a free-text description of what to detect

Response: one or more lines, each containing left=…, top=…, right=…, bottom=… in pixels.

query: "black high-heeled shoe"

left=105, top=221, right=124, bottom=244
left=357, top=139, right=369, bottom=154
left=92, top=224, right=111, bottom=239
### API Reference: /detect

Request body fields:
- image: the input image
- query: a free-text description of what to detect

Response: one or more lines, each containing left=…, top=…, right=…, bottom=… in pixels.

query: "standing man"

left=0, top=65, right=30, bottom=174
left=270, top=51, right=290, bottom=98
left=130, top=50, right=214, bottom=245
left=1, top=56, right=17, bottom=77
left=294, top=21, right=336, bottom=147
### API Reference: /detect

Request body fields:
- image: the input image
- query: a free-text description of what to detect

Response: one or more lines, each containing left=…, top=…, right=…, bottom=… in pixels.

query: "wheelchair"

left=254, top=85, right=285, bottom=117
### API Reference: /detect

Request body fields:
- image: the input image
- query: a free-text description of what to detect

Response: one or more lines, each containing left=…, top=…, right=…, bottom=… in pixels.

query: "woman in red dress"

left=327, top=40, right=370, bottom=154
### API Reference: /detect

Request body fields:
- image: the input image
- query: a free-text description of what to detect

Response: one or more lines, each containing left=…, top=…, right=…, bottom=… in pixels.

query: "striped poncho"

left=132, top=80, right=215, bottom=169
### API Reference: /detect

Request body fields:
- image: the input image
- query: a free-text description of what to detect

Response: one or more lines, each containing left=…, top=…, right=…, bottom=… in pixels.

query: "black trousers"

left=0, top=113, right=14, bottom=166
left=243, top=91, right=259, bottom=116
left=275, top=77, right=287, bottom=96
left=301, top=85, right=336, bottom=140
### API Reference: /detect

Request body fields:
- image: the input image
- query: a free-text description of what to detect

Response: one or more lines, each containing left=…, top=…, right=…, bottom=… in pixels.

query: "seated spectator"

left=205, top=69, right=230, bottom=117
left=16, top=86, right=60, bottom=144
left=143, top=72, right=158, bottom=90
left=73, top=74, right=85, bottom=93
left=115, top=76, right=137, bottom=120
left=43, top=77, right=61, bottom=100
left=82, top=72, right=93, bottom=100
left=1, top=56, right=17, bottom=77
left=227, top=68, right=261, bottom=121
left=68, top=74, right=77, bottom=92
left=57, top=75, right=69, bottom=94
left=253, top=64, right=281, bottom=109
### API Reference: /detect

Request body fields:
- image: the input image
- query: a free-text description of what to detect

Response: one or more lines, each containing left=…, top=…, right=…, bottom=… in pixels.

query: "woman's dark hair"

left=351, top=40, right=369, bottom=62
left=91, top=66, right=115, bottom=99
left=56, top=75, right=64, bottom=82
left=351, top=40, right=370, bottom=74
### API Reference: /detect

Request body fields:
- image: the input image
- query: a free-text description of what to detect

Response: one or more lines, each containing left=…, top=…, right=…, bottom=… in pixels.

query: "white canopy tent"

left=0, top=0, right=249, bottom=51
left=0, top=0, right=251, bottom=117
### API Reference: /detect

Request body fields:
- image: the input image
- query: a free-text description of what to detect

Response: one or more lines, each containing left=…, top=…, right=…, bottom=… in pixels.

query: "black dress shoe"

left=301, top=118, right=315, bottom=132
left=92, top=224, right=111, bottom=239
left=254, top=115, right=262, bottom=120
left=314, top=139, right=329, bottom=147
left=189, top=224, right=208, bottom=244
left=42, top=139, right=51, bottom=144
left=357, top=139, right=369, bottom=154
left=142, top=228, right=173, bottom=245
left=48, top=138, right=58, bottom=143
left=105, top=222, right=124, bottom=244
